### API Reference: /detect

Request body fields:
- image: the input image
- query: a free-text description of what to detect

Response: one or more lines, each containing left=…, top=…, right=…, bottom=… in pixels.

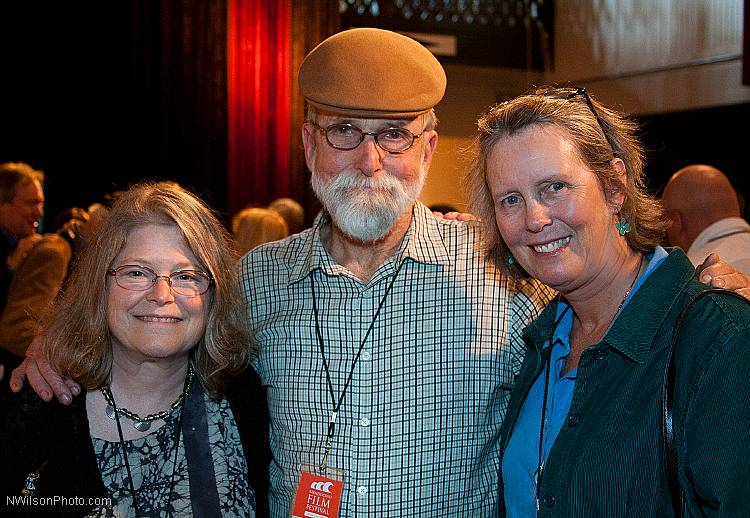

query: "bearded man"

left=240, top=28, right=554, bottom=517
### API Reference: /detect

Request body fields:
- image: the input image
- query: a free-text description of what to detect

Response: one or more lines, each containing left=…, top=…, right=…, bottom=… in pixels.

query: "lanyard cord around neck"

left=111, top=368, right=191, bottom=518
left=535, top=301, right=571, bottom=513
left=310, top=260, right=405, bottom=469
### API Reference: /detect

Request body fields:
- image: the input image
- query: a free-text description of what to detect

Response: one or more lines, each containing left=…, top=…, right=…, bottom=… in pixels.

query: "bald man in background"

left=662, top=164, right=750, bottom=274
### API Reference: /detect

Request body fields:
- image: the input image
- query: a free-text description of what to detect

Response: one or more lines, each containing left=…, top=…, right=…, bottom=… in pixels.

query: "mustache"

left=325, top=171, right=403, bottom=192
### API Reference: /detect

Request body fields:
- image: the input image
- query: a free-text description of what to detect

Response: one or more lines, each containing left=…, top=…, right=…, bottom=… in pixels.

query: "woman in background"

left=232, top=207, right=289, bottom=256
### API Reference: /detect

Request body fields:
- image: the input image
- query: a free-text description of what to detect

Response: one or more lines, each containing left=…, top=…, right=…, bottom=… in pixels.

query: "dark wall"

left=0, top=2, right=229, bottom=232
left=637, top=103, right=750, bottom=216
left=1, top=3, right=127, bottom=230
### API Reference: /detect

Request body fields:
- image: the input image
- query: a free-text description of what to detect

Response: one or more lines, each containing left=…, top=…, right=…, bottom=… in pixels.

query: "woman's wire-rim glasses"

left=107, top=264, right=213, bottom=297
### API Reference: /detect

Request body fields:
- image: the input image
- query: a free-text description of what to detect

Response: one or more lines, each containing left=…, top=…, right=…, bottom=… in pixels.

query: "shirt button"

left=361, top=351, right=371, bottom=361
left=543, top=492, right=556, bottom=508
left=359, top=417, right=370, bottom=427
left=567, top=413, right=581, bottom=427
left=594, top=349, right=608, bottom=360
left=356, top=485, right=368, bottom=495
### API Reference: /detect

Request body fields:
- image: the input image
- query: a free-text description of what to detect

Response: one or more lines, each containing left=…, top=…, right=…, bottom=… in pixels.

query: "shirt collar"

left=688, top=217, right=750, bottom=255
left=524, top=248, right=695, bottom=363
left=401, top=201, right=453, bottom=266
left=287, top=201, right=452, bottom=285
left=524, top=296, right=563, bottom=349
left=604, top=248, right=693, bottom=362
left=287, top=211, right=333, bottom=285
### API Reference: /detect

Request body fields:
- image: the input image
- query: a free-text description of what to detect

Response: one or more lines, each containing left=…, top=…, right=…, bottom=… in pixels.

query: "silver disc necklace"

left=101, top=365, right=195, bottom=432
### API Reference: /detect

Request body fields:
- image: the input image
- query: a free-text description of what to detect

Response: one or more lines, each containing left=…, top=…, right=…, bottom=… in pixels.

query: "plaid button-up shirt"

left=241, top=202, right=554, bottom=517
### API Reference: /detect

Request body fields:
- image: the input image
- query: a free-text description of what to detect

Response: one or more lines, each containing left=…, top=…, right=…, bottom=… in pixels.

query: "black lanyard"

left=310, top=261, right=404, bottom=469
left=534, top=257, right=642, bottom=512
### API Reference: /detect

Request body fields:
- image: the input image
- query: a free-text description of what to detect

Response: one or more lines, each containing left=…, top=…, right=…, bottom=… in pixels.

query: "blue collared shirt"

left=502, top=247, right=669, bottom=517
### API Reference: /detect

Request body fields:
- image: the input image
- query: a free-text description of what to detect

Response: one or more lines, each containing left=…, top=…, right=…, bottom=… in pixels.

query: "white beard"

left=311, top=165, right=427, bottom=242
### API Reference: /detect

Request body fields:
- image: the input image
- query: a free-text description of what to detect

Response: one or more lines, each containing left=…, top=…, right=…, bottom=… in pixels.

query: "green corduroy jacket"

left=498, top=248, right=750, bottom=517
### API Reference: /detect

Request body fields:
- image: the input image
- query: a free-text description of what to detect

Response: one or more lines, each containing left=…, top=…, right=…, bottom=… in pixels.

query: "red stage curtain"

left=289, top=1, right=340, bottom=227
left=227, top=0, right=291, bottom=216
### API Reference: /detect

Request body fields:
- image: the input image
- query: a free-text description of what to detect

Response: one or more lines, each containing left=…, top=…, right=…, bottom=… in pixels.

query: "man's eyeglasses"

left=542, top=86, right=616, bottom=152
left=309, top=122, right=423, bottom=154
left=107, top=264, right=213, bottom=297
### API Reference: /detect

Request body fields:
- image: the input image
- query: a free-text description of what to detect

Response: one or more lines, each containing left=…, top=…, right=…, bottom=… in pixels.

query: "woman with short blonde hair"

left=232, top=207, right=289, bottom=256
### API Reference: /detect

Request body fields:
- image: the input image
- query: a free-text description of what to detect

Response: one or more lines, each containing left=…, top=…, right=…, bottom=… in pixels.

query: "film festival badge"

left=290, top=469, right=344, bottom=518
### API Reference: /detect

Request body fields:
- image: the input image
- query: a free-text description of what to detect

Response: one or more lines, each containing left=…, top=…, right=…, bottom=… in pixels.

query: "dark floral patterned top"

left=89, top=394, right=253, bottom=517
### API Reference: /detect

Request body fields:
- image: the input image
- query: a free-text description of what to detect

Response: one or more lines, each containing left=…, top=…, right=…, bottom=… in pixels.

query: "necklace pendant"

left=105, top=405, right=117, bottom=420
left=133, top=420, right=151, bottom=432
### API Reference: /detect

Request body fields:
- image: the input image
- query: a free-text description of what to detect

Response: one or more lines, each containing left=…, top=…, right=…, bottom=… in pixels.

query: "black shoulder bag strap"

left=663, top=287, right=749, bottom=517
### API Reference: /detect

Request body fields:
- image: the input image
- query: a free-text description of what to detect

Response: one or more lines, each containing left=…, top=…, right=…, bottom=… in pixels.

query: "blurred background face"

left=106, top=223, right=211, bottom=365
left=0, top=179, right=44, bottom=237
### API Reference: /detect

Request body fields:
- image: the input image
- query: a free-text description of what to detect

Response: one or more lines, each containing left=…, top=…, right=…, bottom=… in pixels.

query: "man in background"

left=232, top=206, right=289, bottom=255
left=0, top=209, right=91, bottom=386
left=662, top=163, right=750, bottom=274
left=0, top=162, right=45, bottom=386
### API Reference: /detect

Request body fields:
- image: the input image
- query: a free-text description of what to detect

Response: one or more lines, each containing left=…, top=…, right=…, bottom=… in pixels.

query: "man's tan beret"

left=299, top=28, right=447, bottom=119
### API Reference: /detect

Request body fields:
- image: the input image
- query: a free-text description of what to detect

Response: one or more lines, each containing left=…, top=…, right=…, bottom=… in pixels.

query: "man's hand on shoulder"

left=9, top=333, right=80, bottom=404
left=697, top=253, right=750, bottom=300
left=432, top=211, right=478, bottom=222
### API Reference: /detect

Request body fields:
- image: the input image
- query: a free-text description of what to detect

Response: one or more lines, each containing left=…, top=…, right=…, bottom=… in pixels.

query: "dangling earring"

left=616, top=216, right=631, bottom=236
left=507, top=255, right=515, bottom=265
